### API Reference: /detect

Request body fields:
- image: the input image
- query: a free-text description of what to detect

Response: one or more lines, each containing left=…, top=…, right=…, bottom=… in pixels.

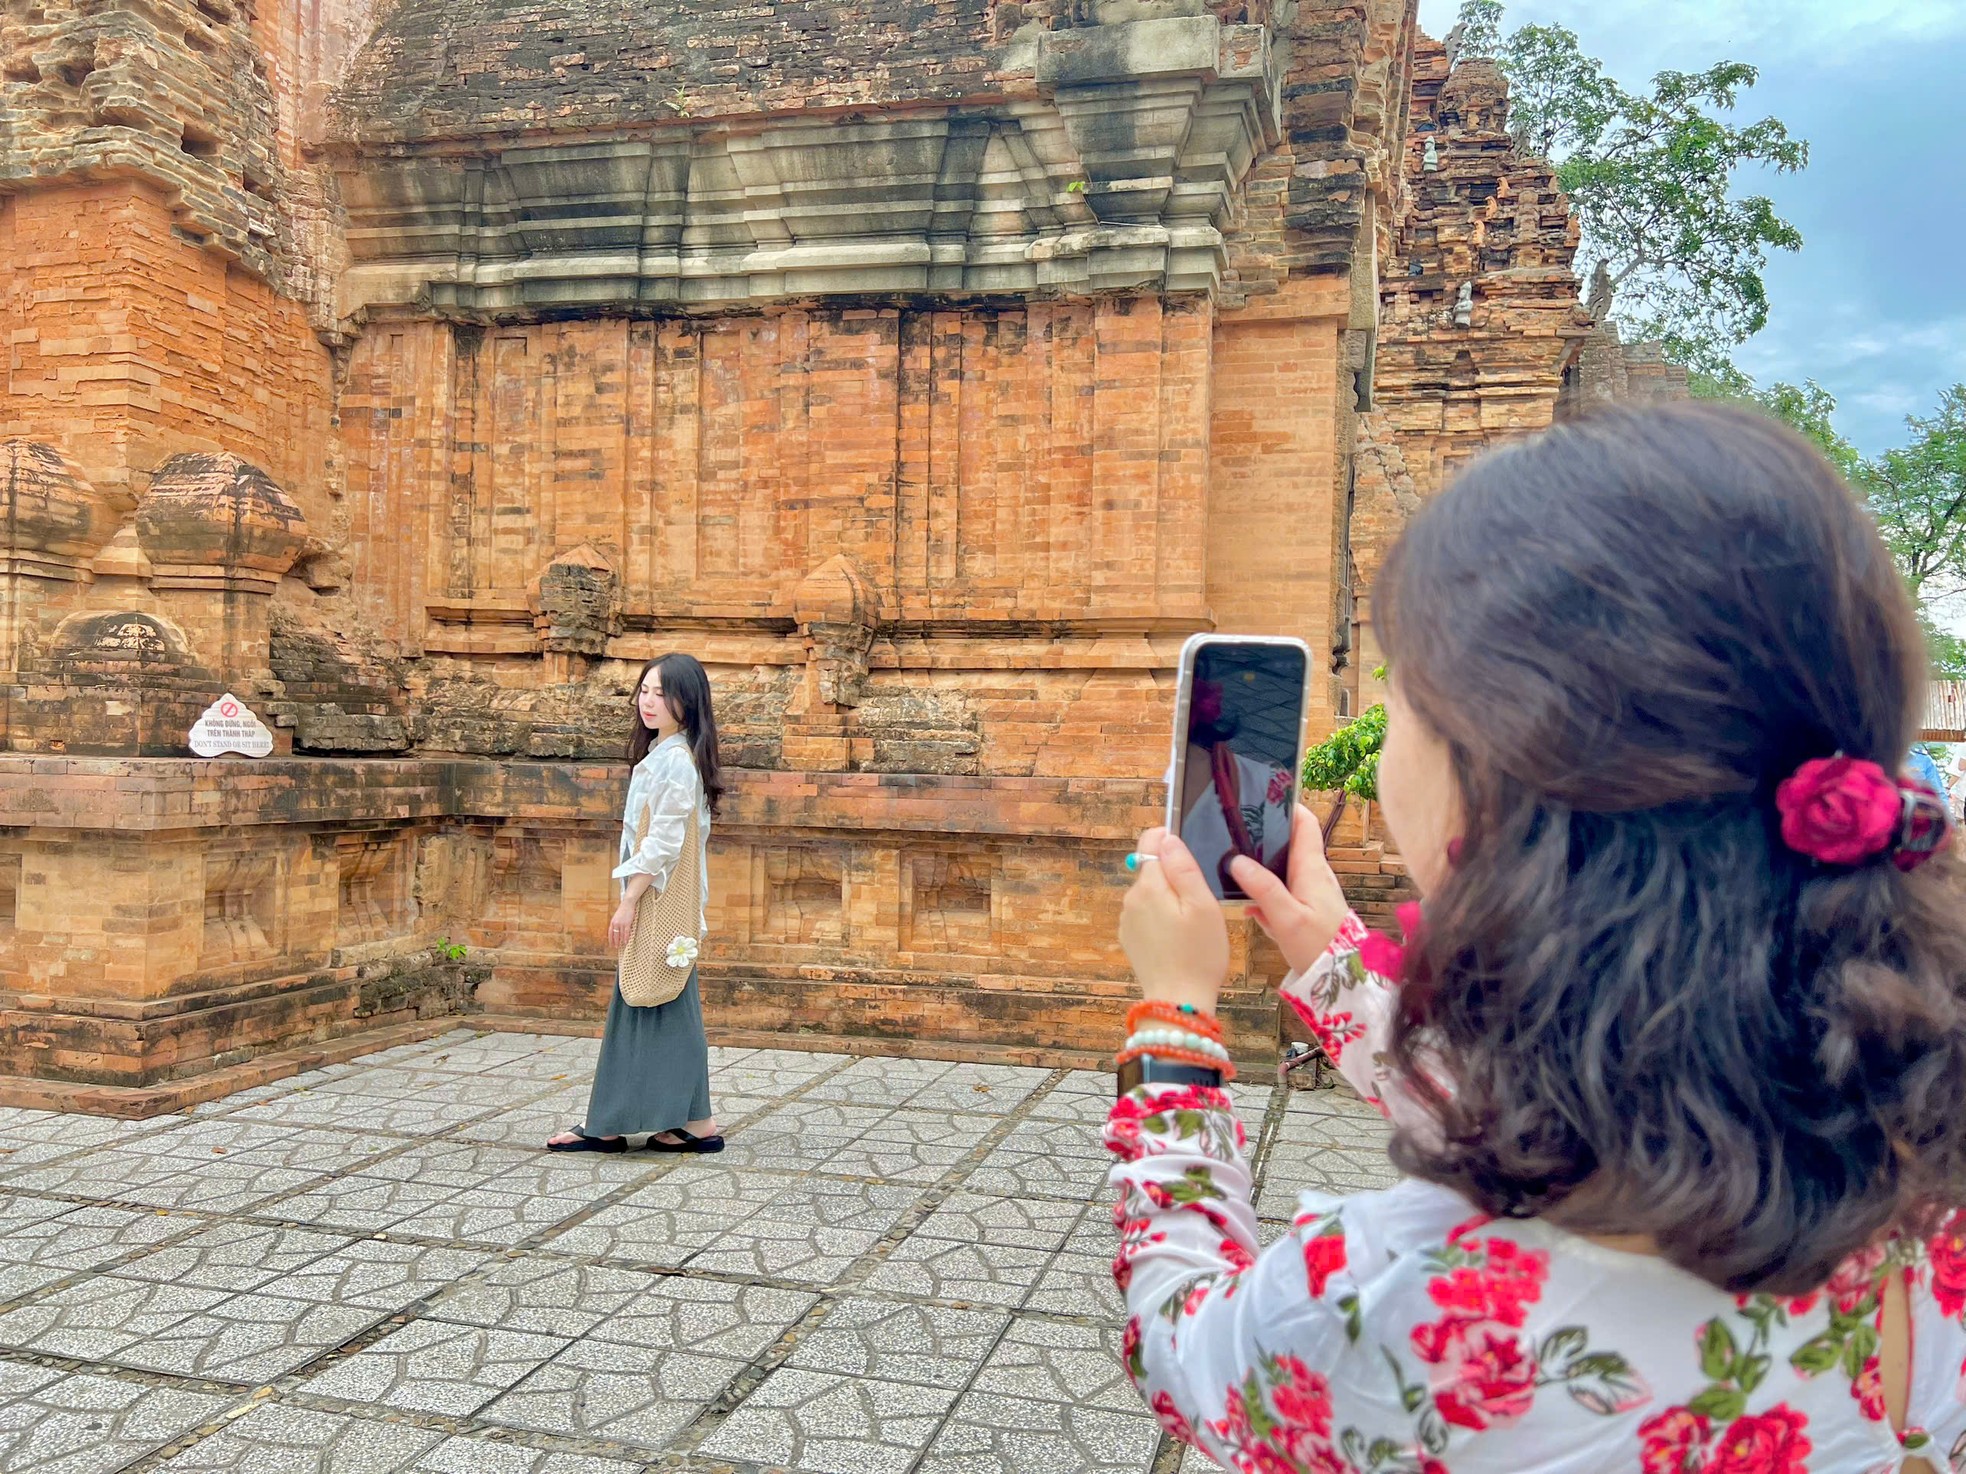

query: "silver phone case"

left=1165, top=633, right=1314, bottom=903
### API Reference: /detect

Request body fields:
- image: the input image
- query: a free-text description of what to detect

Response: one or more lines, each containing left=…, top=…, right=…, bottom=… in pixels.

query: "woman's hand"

left=607, top=898, right=638, bottom=952
left=1119, top=829, right=1230, bottom=1013
left=1228, top=804, right=1350, bottom=974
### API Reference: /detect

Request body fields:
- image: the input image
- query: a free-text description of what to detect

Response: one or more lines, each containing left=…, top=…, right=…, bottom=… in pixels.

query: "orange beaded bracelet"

left=1125, top=999, right=1223, bottom=1041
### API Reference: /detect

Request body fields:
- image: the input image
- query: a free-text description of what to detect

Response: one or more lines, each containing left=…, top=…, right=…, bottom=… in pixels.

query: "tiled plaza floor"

left=0, top=1029, right=1394, bottom=1473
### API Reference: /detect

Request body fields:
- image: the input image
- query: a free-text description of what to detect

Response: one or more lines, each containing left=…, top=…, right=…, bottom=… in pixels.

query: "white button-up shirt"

left=611, top=734, right=710, bottom=930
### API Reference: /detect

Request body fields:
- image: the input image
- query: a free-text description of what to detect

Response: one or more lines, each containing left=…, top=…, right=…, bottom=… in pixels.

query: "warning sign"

left=189, top=693, right=274, bottom=759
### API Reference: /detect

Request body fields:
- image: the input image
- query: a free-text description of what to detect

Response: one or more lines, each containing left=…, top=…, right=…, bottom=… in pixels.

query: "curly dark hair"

left=1376, top=401, right=1966, bottom=1296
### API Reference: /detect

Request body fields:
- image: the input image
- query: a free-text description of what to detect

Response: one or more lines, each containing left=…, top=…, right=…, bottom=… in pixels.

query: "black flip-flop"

left=646, top=1128, right=725, bottom=1154
left=547, top=1132, right=626, bottom=1154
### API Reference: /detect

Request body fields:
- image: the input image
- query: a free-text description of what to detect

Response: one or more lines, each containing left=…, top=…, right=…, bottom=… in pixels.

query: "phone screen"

left=1175, top=641, right=1309, bottom=901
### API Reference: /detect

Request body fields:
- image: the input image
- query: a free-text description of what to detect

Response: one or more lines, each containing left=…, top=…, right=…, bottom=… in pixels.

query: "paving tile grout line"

left=891, top=1066, right=1111, bottom=1474
left=645, top=1067, right=1085, bottom=1471
left=106, top=1039, right=880, bottom=1472
left=0, top=1045, right=629, bottom=1319
left=0, top=1033, right=1165, bottom=1474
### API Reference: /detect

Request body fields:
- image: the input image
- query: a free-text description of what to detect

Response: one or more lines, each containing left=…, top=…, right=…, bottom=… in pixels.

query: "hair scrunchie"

left=1775, top=755, right=1953, bottom=872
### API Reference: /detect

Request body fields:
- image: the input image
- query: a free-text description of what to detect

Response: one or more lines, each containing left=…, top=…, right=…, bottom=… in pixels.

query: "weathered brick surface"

left=330, top=0, right=1004, bottom=145
left=0, top=2, right=1673, bottom=1088
left=0, top=755, right=1285, bottom=1083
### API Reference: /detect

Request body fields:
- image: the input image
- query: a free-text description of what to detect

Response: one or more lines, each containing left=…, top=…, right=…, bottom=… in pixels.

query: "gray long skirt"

left=578, top=970, right=713, bottom=1139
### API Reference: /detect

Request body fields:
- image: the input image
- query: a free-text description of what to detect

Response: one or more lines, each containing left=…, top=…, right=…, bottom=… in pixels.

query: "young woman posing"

left=548, top=653, right=725, bottom=1155
left=1110, top=404, right=1966, bottom=1472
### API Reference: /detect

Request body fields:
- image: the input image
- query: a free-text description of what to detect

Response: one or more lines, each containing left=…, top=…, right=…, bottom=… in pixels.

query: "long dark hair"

left=627, top=653, right=725, bottom=817
left=1377, top=401, right=1966, bottom=1295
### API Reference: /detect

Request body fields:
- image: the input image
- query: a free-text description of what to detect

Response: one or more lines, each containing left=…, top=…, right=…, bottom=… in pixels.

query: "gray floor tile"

left=181, top=1396, right=371, bottom=1469
left=270, top=1240, right=498, bottom=1312
left=0, top=1195, right=75, bottom=1234
left=920, top=1389, right=1161, bottom=1474
left=759, top=1176, right=921, bottom=1233
left=0, top=1206, right=185, bottom=1271
left=0, top=1273, right=230, bottom=1361
left=685, top=1220, right=884, bottom=1286
left=114, top=1223, right=356, bottom=1292
left=993, top=1118, right=1110, bottom=1161
left=963, top=1147, right=1111, bottom=1202
left=482, top=1152, right=659, bottom=1198
left=969, top=1317, right=1139, bottom=1410
left=108, top=1292, right=386, bottom=1382
left=228, top=1094, right=498, bottom=1135
left=0, top=1363, right=233, bottom=1474
left=476, top=1338, right=744, bottom=1448
left=583, top=1275, right=816, bottom=1359
left=532, top=1203, right=736, bottom=1268
left=1023, top=1088, right=1119, bottom=1126
left=697, top=1368, right=959, bottom=1474
left=270, top=1175, right=464, bottom=1233
left=299, top=1318, right=570, bottom=1417
left=0, top=1034, right=1302, bottom=1474
left=389, top=1188, right=597, bottom=1247
left=913, top=1191, right=1087, bottom=1251
left=0, top=1262, right=69, bottom=1304
left=859, top=1236, right=1051, bottom=1309
left=818, top=1138, right=970, bottom=1184
left=352, top=1140, right=539, bottom=1187
left=1023, top=1250, right=1125, bottom=1319
left=425, top=1257, right=652, bottom=1338
left=784, top=1297, right=1008, bottom=1389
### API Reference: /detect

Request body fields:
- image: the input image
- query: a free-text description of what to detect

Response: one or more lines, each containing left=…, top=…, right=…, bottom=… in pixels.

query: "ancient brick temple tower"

left=0, top=0, right=1621, bottom=1109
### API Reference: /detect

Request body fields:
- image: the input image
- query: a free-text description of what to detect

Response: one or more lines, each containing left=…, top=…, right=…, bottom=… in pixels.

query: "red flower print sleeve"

left=1277, top=910, right=1407, bottom=1118
left=1105, top=1085, right=1367, bottom=1470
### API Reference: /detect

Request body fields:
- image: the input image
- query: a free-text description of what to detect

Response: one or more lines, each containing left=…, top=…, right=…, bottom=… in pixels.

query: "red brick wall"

left=0, top=183, right=334, bottom=518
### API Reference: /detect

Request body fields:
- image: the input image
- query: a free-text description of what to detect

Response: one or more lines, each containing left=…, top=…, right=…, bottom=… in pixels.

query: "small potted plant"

left=1301, top=673, right=1388, bottom=838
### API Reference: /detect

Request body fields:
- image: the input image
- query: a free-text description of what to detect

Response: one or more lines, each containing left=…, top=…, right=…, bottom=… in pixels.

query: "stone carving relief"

left=202, top=844, right=279, bottom=967
left=757, top=849, right=845, bottom=947
left=794, top=554, right=882, bottom=711
left=529, top=544, right=621, bottom=661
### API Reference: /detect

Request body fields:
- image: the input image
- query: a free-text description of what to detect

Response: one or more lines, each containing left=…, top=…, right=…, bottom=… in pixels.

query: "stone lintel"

left=0, top=757, right=1162, bottom=839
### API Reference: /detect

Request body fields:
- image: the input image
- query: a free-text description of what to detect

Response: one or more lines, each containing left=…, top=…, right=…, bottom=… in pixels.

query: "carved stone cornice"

left=329, top=15, right=1280, bottom=315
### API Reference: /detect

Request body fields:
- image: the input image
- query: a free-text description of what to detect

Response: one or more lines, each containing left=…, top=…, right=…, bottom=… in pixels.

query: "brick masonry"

left=0, top=1, right=1675, bottom=1096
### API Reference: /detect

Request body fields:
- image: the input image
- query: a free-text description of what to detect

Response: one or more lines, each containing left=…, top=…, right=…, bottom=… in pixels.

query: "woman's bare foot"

left=546, top=1128, right=621, bottom=1148
left=649, top=1118, right=718, bottom=1147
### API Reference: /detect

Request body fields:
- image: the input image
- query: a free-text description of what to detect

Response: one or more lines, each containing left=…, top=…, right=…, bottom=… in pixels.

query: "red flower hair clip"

left=1774, top=755, right=1953, bottom=872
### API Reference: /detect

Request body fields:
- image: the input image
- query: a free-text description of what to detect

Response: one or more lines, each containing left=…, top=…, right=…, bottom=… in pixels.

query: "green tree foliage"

left=1302, top=703, right=1387, bottom=802
left=1746, top=379, right=1864, bottom=481
left=1865, top=385, right=1966, bottom=604
left=1455, top=2, right=1807, bottom=376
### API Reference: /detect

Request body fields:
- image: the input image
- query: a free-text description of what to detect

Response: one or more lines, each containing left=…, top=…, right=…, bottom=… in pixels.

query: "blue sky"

left=1415, top=0, right=1966, bottom=458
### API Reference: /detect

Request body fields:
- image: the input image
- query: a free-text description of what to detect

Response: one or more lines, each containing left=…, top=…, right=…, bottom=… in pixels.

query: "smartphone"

left=1165, top=634, right=1312, bottom=902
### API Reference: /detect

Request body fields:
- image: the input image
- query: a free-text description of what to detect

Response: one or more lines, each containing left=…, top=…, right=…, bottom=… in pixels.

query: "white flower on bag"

left=665, top=935, right=700, bottom=969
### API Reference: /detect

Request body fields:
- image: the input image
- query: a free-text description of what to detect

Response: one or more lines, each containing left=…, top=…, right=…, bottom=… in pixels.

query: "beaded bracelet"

left=1115, top=1042, right=1238, bottom=1082
left=1122, top=1028, right=1232, bottom=1064
left=1125, top=999, right=1223, bottom=1041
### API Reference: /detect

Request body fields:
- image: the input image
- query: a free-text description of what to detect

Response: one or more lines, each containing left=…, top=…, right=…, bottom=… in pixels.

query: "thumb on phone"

left=1229, top=805, right=1351, bottom=974
left=1153, top=833, right=1216, bottom=910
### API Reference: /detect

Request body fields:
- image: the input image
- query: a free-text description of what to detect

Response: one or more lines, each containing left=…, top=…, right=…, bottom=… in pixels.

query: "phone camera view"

left=1179, top=643, right=1308, bottom=901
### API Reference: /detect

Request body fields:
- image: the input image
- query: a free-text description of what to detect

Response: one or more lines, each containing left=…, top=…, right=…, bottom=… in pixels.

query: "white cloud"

left=1419, top=0, right=1966, bottom=68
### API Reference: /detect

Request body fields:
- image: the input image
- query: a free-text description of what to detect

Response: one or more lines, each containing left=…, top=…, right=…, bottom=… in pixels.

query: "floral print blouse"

left=1103, top=914, right=1966, bottom=1473
left=612, top=734, right=709, bottom=930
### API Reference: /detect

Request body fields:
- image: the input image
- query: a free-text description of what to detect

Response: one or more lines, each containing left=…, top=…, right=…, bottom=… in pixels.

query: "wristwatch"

left=1116, top=1056, right=1224, bottom=1098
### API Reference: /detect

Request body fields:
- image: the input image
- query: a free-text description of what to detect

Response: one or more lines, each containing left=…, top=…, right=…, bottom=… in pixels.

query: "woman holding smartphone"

left=546, top=653, right=724, bottom=1154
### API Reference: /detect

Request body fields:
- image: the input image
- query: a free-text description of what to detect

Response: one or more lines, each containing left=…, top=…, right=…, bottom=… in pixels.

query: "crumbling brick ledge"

left=0, top=756, right=1289, bottom=1115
